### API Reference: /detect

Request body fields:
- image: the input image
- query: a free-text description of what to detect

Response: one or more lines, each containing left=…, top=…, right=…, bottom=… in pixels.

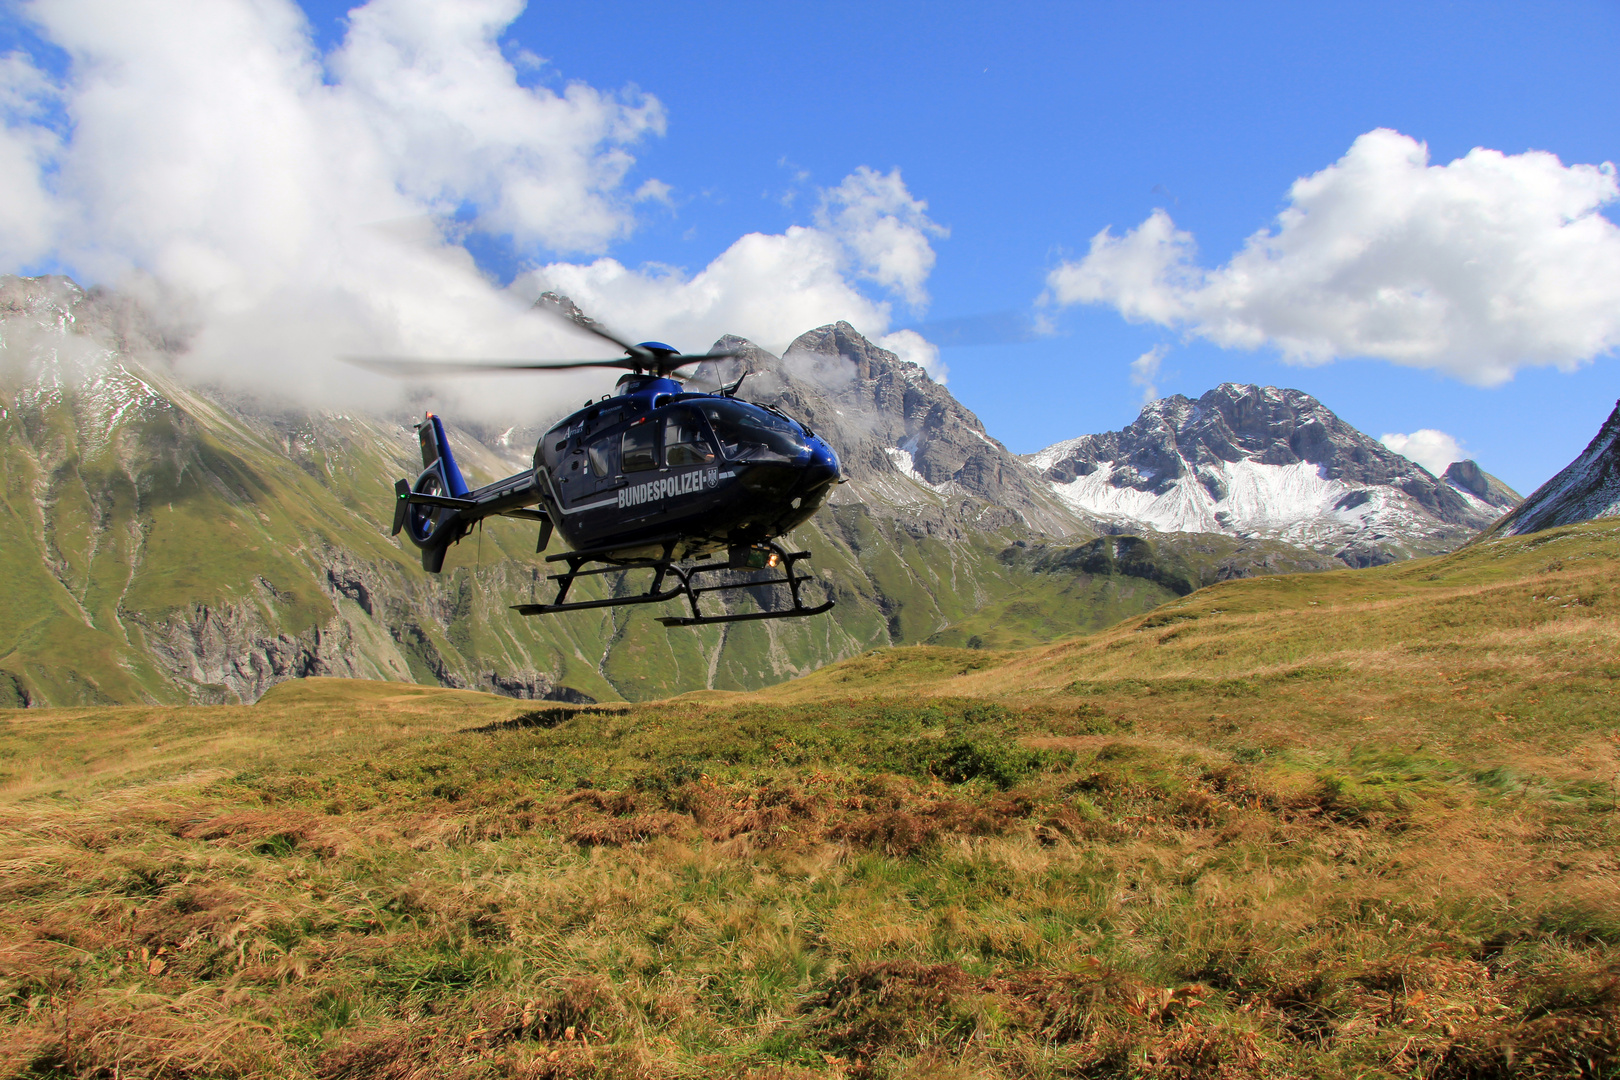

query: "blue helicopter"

left=352, top=297, right=841, bottom=627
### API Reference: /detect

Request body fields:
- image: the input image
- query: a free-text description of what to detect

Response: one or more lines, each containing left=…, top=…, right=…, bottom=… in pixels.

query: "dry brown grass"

left=3, top=526, right=1620, bottom=1077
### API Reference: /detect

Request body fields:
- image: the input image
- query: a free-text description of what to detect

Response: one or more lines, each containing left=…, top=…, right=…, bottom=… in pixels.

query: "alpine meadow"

left=3, top=522, right=1619, bottom=1077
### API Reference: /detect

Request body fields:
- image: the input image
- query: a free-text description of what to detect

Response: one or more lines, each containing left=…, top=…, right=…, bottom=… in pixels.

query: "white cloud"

left=523, top=227, right=888, bottom=354
left=1, top=0, right=949, bottom=418
left=1381, top=429, right=1466, bottom=476
left=1047, top=129, right=1620, bottom=386
left=634, top=178, right=673, bottom=206
left=519, top=169, right=950, bottom=376
left=817, top=166, right=947, bottom=307
left=1129, top=344, right=1167, bottom=403
left=0, top=50, right=64, bottom=270
left=333, top=0, right=666, bottom=253
left=3, top=0, right=667, bottom=415
left=876, top=329, right=946, bottom=382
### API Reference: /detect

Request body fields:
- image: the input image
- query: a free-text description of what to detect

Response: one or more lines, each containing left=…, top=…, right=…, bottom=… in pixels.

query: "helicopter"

left=352, top=297, right=842, bottom=627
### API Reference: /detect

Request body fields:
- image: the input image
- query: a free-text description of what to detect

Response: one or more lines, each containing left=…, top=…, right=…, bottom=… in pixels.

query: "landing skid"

left=510, top=540, right=834, bottom=627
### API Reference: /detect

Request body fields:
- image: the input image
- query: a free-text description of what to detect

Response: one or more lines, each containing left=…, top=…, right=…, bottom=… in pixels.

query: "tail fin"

left=418, top=413, right=469, bottom=497
left=404, top=412, right=473, bottom=572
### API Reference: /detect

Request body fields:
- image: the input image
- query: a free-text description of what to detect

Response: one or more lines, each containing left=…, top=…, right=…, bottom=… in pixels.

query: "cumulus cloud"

left=519, top=170, right=950, bottom=378
left=1128, top=344, right=1168, bottom=403
left=816, top=166, right=947, bottom=307
left=1047, top=129, right=1620, bottom=386
left=876, top=329, right=945, bottom=382
left=0, top=50, right=62, bottom=270
left=1381, top=429, right=1466, bottom=476
left=2, top=0, right=947, bottom=417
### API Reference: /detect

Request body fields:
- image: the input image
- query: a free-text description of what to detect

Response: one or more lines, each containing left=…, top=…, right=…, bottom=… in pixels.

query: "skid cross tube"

left=508, top=540, right=834, bottom=625
left=511, top=541, right=681, bottom=616
left=657, top=543, right=834, bottom=627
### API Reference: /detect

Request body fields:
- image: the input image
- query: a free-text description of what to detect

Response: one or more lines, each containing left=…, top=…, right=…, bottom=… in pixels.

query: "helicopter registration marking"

left=618, top=468, right=719, bottom=509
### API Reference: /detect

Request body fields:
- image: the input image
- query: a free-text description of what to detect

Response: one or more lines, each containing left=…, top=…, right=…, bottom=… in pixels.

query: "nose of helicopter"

left=804, top=439, right=841, bottom=489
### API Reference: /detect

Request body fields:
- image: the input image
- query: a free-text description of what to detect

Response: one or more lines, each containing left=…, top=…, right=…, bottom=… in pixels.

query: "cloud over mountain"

left=518, top=167, right=950, bottom=380
left=1046, top=129, right=1620, bottom=386
left=1380, top=429, right=1466, bottom=476
left=0, top=0, right=947, bottom=409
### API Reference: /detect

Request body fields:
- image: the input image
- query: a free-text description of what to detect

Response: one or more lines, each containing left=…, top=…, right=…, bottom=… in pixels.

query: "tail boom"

left=393, top=413, right=547, bottom=572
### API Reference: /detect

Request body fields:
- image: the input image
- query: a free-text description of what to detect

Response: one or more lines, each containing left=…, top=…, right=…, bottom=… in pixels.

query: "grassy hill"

left=2, top=522, right=1616, bottom=1078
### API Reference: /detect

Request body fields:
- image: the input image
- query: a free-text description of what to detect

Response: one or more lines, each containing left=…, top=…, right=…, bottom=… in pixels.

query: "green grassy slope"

left=2, top=523, right=1616, bottom=1077
left=925, top=532, right=1342, bottom=650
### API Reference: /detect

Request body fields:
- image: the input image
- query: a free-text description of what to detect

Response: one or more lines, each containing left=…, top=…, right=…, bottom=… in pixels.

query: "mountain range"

left=1024, top=383, right=1519, bottom=567
left=0, top=273, right=1581, bottom=709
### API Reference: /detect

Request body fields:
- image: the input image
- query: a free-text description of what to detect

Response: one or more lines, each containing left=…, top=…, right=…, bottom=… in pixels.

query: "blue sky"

left=297, top=0, right=1620, bottom=492
left=5, top=1, right=1618, bottom=493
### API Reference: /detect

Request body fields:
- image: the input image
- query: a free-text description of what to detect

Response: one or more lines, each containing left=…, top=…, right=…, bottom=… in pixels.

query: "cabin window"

left=701, top=400, right=810, bottom=463
left=621, top=424, right=658, bottom=473
left=664, top=410, right=716, bottom=467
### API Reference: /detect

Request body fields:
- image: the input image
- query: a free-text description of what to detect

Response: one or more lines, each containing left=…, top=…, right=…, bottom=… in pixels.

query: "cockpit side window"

left=701, top=400, right=809, bottom=463
left=664, top=409, right=716, bottom=467
left=586, top=438, right=614, bottom=478
left=621, top=422, right=658, bottom=473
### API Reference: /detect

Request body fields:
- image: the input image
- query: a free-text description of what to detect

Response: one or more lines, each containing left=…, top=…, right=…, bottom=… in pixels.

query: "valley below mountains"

left=1, top=274, right=1530, bottom=707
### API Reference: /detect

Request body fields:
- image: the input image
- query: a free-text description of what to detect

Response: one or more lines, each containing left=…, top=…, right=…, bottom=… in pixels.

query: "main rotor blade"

left=344, top=349, right=745, bottom=378
left=664, top=350, right=745, bottom=367
left=531, top=293, right=650, bottom=360
left=344, top=356, right=639, bottom=376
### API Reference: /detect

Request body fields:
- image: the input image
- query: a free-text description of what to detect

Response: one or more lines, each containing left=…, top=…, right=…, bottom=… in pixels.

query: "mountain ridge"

left=0, top=273, right=1536, bottom=707
left=1026, top=382, right=1520, bottom=567
left=1479, top=399, right=1620, bottom=539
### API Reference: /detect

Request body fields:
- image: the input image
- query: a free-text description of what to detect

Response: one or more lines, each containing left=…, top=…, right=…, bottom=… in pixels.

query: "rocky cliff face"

left=1442, top=460, right=1521, bottom=511
left=1480, top=401, right=1620, bottom=539
left=1026, top=383, right=1517, bottom=567
left=695, top=322, right=1082, bottom=540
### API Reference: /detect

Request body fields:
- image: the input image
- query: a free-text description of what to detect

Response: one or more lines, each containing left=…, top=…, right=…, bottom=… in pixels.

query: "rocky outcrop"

left=129, top=595, right=408, bottom=704
left=1480, top=401, right=1620, bottom=539
left=695, top=322, right=1083, bottom=540
left=479, top=669, right=596, bottom=703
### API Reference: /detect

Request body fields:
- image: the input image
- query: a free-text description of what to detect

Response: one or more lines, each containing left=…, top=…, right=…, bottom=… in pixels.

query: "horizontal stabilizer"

left=406, top=491, right=478, bottom=512
left=391, top=479, right=410, bottom=535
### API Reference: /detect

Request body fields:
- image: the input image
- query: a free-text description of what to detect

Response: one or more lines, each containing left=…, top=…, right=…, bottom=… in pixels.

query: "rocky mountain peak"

left=0, top=274, right=85, bottom=323
left=1442, top=460, right=1521, bottom=510
left=1482, top=401, right=1620, bottom=538
left=1027, top=383, right=1512, bottom=566
left=692, top=321, right=1080, bottom=538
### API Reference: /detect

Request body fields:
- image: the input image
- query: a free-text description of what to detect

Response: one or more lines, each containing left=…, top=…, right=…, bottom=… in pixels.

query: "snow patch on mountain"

left=885, top=446, right=951, bottom=495
left=1029, top=383, right=1505, bottom=566
left=1051, top=457, right=1438, bottom=553
left=1028, top=436, right=1086, bottom=473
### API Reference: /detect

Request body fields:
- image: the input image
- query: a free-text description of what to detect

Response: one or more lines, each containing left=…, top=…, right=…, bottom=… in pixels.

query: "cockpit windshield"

left=699, top=399, right=811, bottom=464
